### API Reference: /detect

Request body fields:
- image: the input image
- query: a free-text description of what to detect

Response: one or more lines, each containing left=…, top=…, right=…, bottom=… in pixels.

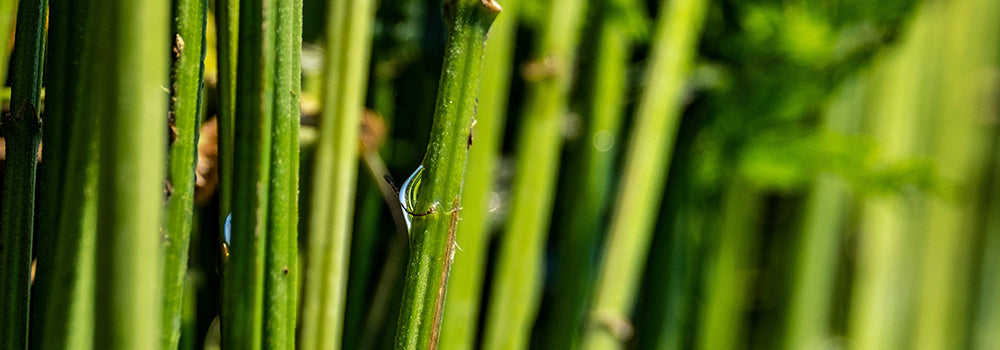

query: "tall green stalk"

left=437, top=0, right=517, bottom=348
left=849, top=8, right=933, bottom=349
left=394, top=1, right=499, bottom=349
left=262, top=0, right=301, bottom=347
left=782, top=77, right=865, bottom=350
left=480, top=0, right=585, bottom=348
left=162, top=0, right=207, bottom=348
left=89, top=0, right=169, bottom=348
left=32, top=2, right=97, bottom=349
left=299, top=0, right=375, bottom=348
left=632, top=116, right=705, bottom=350
left=0, top=0, right=45, bottom=347
left=582, top=0, right=708, bottom=347
left=31, top=0, right=69, bottom=337
left=975, top=134, right=1000, bottom=350
left=221, top=0, right=301, bottom=346
left=214, top=0, right=237, bottom=237
left=913, top=0, right=998, bottom=347
left=535, top=0, right=641, bottom=347
left=695, top=178, right=762, bottom=350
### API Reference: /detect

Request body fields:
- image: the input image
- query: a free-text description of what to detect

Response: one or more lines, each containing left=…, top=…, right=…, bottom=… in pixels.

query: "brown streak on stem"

left=429, top=196, right=462, bottom=348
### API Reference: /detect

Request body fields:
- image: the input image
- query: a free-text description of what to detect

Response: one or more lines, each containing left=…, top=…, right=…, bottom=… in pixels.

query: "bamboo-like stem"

left=781, top=77, right=865, bottom=350
left=480, top=0, right=584, bottom=347
left=975, top=134, right=1000, bottom=350
left=31, top=0, right=68, bottom=338
left=0, top=0, right=45, bottom=347
left=89, top=0, right=169, bottom=347
left=299, top=0, right=375, bottom=348
left=262, top=0, right=301, bottom=347
left=32, top=3, right=97, bottom=348
left=695, top=178, right=762, bottom=350
left=162, top=0, right=207, bottom=348
left=438, top=0, right=517, bottom=348
left=632, top=114, right=705, bottom=350
left=394, top=1, right=499, bottom=349
left=913, top=0, right=998, bottom=347
left=222, top=0, right=274, bottom=346
left=214, top=0, right=237, bottom=237
left=849, top=9, right=933, bottom=349
left=581, top=0, right=708, bottom=347
left=29, top=0, right=74, bottom=345
left=535, top=0, right=638, bottom=346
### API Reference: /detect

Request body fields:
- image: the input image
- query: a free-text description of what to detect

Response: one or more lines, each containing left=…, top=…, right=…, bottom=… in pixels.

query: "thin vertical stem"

left=781, top=77, right=865, bottom=350
left=535, top=0, right=640, bottom=346
left=394, top=1, right=499, bottom=349
left=480, top=0, right=585, bottom=347
left=299, top=0, right=375, bottom=348
left=33, top=3, right=97, bottom=349
left=262, top=0, right=301, bottom=347
left=695, top=178, right=762, bottom=350
left=583, top=0, right=708, bottom=347
left=214, top=0, right=238, bottom=236
left=30, top=0, right=68, bottom=337
left=913, top=0, right=998, bottom=347
left=162, top=0, right=207, bottom=347
left=223, top=0, right=273, bottom=346
left=0, top=0, right=45, bottom=347
left=89, top=0, right=170, bottom=347
left=849, top=9, right=933, bottom=349
left=438, top=0, right=518, bottom=348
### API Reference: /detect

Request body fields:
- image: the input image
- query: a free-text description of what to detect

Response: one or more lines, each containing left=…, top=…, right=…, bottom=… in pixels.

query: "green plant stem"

left=782, top=77, right=865, bottom=350
left=975, top=133, right=1000, bottom=350
left=695, top=178, right=762, bottom=350
left=33, top=3, right=97, bottom=349
left=633, top=119, right=705, bottom=350
left=480, top=0, right=585, bottom=348
left=581, top=0, right=707, bottom=347
left=29, top=0, right=75, bottom=345
left=782, top=175, right=847, bottom=349
left=0, top=0, right=16, bottom=85
left=438, top=0, right=517, bottom=348
left=0, top=0, right=45, bottom=347
left=262, top=0, right=301, bottom=347
left=214, top=0, right=237, bottom=236
left=535, top=0, right=637, bottom=347
left=913, top=0, right=997, bottom=348
left=849, top=9, right=932, bottom=349
left=299, top=0, right=375, bottom=348
left=223, top=0, right=274, bottom=346
left=89, top=0, right=169, bottom=348
left=847, top=9, right=934, bottom=349
left=394, top=1, right=499, bottom=349
left=162, top=0, right=207, bottom=348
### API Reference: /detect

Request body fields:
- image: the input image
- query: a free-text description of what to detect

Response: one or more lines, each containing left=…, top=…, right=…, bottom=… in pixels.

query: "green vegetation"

left=299, top=0, right=375, bottom=349
left=162, top=0, right=206, bottom=348
left=1, top=0, right=999, bottom=349
left=1, top=0, right=45, bottom=347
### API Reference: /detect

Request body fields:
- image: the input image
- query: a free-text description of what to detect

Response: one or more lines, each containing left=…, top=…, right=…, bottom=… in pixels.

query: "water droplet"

left=224, top=213, right=232, bottom=245
left=399, top=165, right=425, bottom=231
left=593, top=129, right=615, bottom=152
